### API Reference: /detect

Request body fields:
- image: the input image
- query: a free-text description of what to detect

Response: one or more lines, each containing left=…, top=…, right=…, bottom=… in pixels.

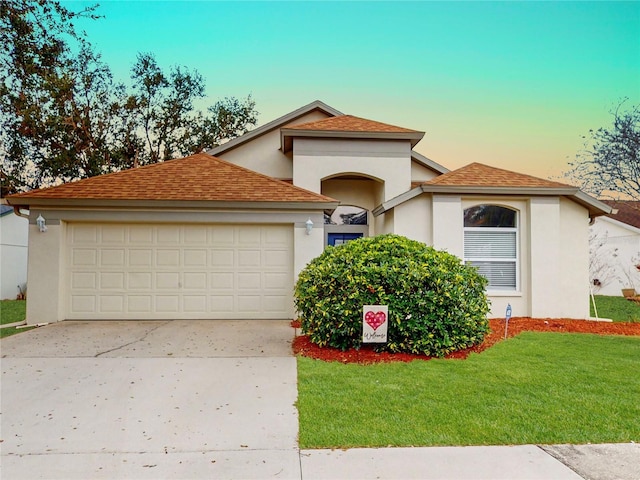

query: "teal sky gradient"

left=63, top=1, right=640, bottom=180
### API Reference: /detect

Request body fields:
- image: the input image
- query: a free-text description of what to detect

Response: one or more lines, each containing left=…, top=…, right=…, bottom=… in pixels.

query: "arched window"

left=463, top=205, right=518, bottom=291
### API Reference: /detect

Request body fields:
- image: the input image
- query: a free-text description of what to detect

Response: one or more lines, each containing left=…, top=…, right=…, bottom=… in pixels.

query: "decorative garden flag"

left=362, top=305, right=388, bottom=343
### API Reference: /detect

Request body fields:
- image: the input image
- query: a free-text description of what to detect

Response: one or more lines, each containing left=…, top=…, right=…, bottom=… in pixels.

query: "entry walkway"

left=1, top=321, right=637, bottom=479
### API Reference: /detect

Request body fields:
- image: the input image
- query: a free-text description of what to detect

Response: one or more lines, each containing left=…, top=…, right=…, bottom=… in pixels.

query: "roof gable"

left=603, top=200, right=640, bottom=229
left=7, top=153, right=336, bottom=205
left=208, top=100, right=342, bottom=157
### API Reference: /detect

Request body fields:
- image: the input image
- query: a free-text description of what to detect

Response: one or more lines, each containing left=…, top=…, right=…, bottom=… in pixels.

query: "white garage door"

left=66, top=223, right=294, bottom=319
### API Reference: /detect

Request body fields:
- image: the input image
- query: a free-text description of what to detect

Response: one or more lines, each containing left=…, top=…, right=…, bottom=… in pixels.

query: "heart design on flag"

left=364, top=310, right=387, bottom=331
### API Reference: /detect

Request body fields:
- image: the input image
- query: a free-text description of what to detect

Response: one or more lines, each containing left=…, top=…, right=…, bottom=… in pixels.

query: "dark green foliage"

left=294, top=235, right=490, bottom=357
left=1, top=1, right=258, bottom=192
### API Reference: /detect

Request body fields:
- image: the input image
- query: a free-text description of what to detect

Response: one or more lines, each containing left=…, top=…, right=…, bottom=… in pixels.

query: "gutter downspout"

left=12, top=206, right=29, bottom=218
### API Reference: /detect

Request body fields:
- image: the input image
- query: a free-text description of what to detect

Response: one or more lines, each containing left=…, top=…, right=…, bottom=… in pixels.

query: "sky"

left=62, top=1, right=640, bottom=181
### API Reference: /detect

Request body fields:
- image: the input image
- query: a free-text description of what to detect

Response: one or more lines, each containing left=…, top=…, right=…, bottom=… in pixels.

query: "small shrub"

left=294, top=234, right=490, bottom=357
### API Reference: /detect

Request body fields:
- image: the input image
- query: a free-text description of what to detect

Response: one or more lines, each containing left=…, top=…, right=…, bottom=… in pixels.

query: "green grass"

left=297, top=332, right=640, bottom=448
left=591, top=295, right=640, bottom=322
left=0, top=300, right=29, bottom=338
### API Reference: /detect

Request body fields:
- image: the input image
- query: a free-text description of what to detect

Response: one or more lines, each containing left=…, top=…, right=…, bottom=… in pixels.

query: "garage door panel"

left=156, top=249, right=180, bottom=266
left=157, top=226, right=180, bottom=243
left=238, top=250, right=261, bottom=267
left=211, top=250, right=234, bottom=267
left=210, top=295, right=234, bottom=312
left=129, top=226, right=153, bottom=243
left=102, top=226, right=125, bottom=243
left=72, top=272, right=96, bottom=289
left=101, top=249, right=125, bottom=266
left=128, top=295, right=152, bottom=312
left=238, top=295, right=261, bottom=312
left=128, top=272, right=152, bottom=289
left=100, top=295, right=124, bottom=312
left=72, top=225, right=98, bottom=243
left=100, top=272, right=124, bottom=289
left=129, top=249, right=153, bottom=266
left=184, top=249, right=207, bottom=266
left=71, top=295, right=95, bottom=313
left=184, top=295, right=207, bottom=312
left=156, top=272, right=180, bottom=289
left=73, top=249, right=97, bottom=266
left=183, top=272, right=207, bottom=289
left=211, top=272, right=234, bottom=289
left=66, top=224, right=293, bottom=319
left=156, top=295, right=179, bottom=312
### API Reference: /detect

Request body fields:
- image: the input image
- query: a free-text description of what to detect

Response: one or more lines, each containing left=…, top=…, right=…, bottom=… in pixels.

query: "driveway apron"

left=1, top=320, right=300, bottom=479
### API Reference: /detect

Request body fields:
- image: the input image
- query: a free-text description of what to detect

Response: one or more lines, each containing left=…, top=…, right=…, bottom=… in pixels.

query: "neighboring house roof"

left=6, top=153, right=337, bottom=208
left=602, top=200, right=640, bottom=230
left=208, top=100, right=343, bottom=157
left=374, top=162, right=612, bottom=218
left=0, top=205, right=14, bottom=217
left=281, top=114, right=425, bottom=151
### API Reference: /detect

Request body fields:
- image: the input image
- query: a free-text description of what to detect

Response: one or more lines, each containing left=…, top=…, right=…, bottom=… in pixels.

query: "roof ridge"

left=285, top=114, right=421, bottom=133
left=424, top=162, right=574, bottom=188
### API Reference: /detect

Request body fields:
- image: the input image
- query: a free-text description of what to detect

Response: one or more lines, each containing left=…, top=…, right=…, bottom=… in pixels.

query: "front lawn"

left=0, top=300, right=28, bottom=338
left=591, top=295, right=640, bottom=322
left=297, top=332, right=640, bottom=448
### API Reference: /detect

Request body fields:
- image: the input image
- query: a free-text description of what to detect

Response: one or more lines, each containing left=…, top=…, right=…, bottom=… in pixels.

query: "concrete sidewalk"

left=1, top=321, right=638, bottom=479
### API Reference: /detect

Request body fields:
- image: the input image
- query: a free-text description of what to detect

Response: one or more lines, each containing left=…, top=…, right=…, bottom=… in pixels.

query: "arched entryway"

left=321, top=174, right=384, bottom=246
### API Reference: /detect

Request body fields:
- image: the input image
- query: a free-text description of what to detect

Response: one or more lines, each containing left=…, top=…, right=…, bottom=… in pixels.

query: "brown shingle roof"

left=8, top=153, right=335, bottom=204
left=424, top=162, right=573, bottom=188
left=286, top=115, right=420, bottom=133
left=602, top=200, right=640, bottom=229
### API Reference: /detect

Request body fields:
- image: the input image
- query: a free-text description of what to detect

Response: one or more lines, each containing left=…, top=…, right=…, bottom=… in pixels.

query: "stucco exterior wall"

left=558, top=198, right=590, bottom=317
left=0, top=212, right=29, bottom=300
left=394, top=195, right=432, bottom=244
left=411, top=161, right=440, bottom=183
left=431, top=195, right=463, bottom=257
left=215, top=110, right=330, bottom=179
left=293, top=138, right=412, bottom=201
left=590, top=217, right=640, bottom=296
left=25, top=221, right=65, bottom=324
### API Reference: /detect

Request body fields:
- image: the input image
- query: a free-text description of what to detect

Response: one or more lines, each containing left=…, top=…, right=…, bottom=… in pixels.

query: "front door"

left=327, top=232, right=363, bottom=246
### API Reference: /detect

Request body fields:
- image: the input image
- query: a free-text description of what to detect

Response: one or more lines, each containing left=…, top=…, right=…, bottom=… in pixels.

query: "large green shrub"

left=294, top=234, right=490, bottom=357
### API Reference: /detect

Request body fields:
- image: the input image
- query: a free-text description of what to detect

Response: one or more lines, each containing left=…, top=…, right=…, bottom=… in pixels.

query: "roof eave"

left=208, top=100, right=342, bottom=156
left=374, top=184, right=612, bottom=217
left=281, top=129, right=425, bottom=152
left=5, top=198, right=339, bottom=210
left=372, top=187, right=423, bottom=217
left=410, top=150, right=449, bottom=175
left=419, top=185, right=580, bottom=196
left=572, top=190, right=613, bottom=217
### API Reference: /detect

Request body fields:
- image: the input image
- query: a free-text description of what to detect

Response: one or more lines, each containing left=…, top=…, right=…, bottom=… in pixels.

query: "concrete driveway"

left=1, top=320, right=301, bottom=479
left=3, top=321, right=638, bottom=480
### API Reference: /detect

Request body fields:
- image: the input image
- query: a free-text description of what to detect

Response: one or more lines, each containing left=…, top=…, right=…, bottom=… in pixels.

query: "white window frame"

left=463, top=207, right=519, bottom=292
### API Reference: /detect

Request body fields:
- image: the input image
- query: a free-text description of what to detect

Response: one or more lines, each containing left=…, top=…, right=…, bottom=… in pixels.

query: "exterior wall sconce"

left=36, top=214, right=47, bottom=232
left=305, top=218, right=313, bottom=235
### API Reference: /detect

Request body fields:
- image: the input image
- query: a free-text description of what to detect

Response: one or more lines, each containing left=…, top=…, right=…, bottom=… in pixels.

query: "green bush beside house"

left=294, top=234, right=490, bottom=357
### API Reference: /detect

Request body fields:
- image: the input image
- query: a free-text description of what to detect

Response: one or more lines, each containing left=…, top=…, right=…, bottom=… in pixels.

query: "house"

left=0, top=204, right=28, bottom=300
left=6, top=100, right=611, bottom=325
left=589, top=200, right=640, bottom=296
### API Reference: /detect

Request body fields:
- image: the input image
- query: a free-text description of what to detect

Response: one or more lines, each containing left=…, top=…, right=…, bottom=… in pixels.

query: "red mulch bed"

left=291, top=318, right=640, bottom=364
